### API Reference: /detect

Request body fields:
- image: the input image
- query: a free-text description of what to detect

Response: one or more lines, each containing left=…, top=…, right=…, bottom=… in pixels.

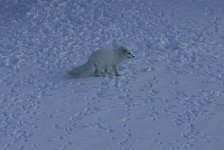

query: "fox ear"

left=121, top=46, right=128, bottom=52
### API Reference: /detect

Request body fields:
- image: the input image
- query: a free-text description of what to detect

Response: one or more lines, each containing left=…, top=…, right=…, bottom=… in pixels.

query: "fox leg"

left=95, top=68, right=104, bottom=77
left=95, top=65, right=106, bottom=77
left=112, top=65, right=121, bottom=76
left=95, top=69, right=100, bottom=77
left=105, top=67, right=109, bottom=74
left=94, top=64, right=101, bottom=77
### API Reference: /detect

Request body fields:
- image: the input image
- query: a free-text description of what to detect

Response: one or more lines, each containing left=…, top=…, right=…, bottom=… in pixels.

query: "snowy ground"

left=1, top=0, right=224, bottom=150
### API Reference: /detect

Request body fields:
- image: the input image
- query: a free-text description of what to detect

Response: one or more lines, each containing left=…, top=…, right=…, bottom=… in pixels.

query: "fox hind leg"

left=105, top=67, right=109, bottom=74
left=95, top=65, right=107, bottom=77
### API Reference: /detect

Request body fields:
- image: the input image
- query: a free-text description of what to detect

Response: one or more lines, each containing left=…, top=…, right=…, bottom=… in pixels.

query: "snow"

left=0, top=0, right=224, bottom=150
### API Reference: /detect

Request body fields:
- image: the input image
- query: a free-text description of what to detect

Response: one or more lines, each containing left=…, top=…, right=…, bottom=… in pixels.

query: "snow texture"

left=0, top=0, right=224, bottom=150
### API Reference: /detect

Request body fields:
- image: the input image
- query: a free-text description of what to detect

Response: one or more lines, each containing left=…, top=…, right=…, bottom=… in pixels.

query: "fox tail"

left=69, top=61, right=95, bottom=78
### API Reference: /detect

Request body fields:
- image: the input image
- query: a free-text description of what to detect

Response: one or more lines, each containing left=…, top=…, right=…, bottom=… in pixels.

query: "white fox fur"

left=69, top=46, right=134, bottom=78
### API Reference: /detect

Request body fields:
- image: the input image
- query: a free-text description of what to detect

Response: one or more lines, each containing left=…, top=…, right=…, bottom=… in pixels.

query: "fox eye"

left=128, top=52, right=131, bottom=54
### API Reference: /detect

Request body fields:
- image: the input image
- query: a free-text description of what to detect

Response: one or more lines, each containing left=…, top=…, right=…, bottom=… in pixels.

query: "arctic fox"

left=69, top=46, right=134, bottom=78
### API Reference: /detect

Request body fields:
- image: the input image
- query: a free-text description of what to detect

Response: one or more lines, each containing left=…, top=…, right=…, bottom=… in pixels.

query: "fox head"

left=121, top=46, right=135, bottom=59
